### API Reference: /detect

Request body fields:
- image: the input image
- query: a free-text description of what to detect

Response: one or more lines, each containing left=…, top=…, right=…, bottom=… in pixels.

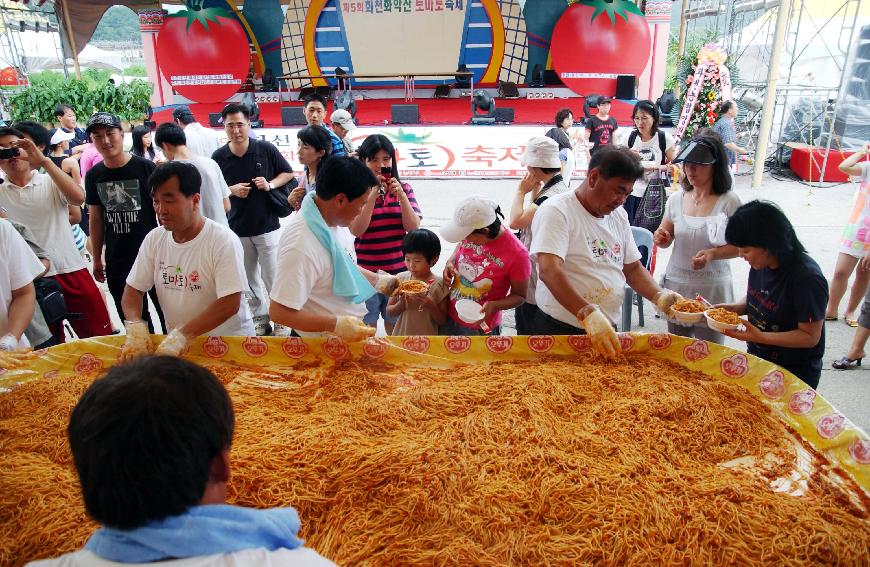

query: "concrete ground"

left=408, top=172, right=870, bottom=434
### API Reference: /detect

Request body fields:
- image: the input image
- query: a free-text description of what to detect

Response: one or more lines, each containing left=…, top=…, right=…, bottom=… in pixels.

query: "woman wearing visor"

left=653, top=135, right=741, bottom=343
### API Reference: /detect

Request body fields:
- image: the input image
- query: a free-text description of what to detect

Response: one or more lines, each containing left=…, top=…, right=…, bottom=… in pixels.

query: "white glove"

left=577, top=304, right=620, bottom=358
left=119, top=320, right=154, bottom=362
left=156, top=328, right=189, bottom=357
left=654, top=289, right=684, bottom=317
left=333, top=316, right=375, bottom=342
left=375, top=273, right=399, bottom=296
left=0, top=333, right=17, bottom=352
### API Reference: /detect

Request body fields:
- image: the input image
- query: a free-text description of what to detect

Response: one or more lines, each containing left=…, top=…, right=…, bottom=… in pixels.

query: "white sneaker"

left=254, top=321, right=273, bottom=336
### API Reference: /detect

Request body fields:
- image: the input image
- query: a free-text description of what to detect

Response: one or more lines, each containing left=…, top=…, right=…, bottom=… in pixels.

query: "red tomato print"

left=156, top=2, right=251, bottom=103
left=551, top=0, right=651, bottom=96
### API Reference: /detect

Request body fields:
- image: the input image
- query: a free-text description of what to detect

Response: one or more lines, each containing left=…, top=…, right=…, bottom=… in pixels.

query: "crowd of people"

left=0, top=95, right=865, bottom=565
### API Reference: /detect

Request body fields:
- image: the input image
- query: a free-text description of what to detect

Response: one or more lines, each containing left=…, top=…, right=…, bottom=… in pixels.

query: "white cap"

left=441, top=195, right=499, bottom=243
left=330, top=109, right=356, bottom=131
left=520, top=136, right=561, bottom=169
left=50, top=128, right=75, bottom=146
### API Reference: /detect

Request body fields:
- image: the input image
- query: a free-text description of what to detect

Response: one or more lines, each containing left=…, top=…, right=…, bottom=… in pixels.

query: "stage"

left=151, top=94, right=637, bottom=128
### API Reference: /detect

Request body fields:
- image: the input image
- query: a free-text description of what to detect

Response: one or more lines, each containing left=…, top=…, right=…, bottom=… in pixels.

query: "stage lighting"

left=455, top=64, right=471, bottom=90
left=240, top=92, right=262, bottom=128
left=529, top=64, right=545, bottom=88
left=471, top=89, right=496, bottom=125
left=334, top=89, right=356, bottom=118
left=741, top=91, right=764, bottom=112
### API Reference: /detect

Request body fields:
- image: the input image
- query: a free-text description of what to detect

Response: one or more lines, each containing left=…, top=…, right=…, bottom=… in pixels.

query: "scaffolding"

left=678, top=0, right=866, bottom=185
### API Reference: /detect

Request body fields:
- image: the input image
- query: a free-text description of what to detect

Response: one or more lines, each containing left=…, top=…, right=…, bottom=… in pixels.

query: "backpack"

left=627, top=130, right=668, bottom=164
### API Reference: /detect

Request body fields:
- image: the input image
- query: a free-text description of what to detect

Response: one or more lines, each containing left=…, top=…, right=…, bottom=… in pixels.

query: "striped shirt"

left=354, top=182, right=421, bottom=274
left=322, top=125, right=346, bottom=158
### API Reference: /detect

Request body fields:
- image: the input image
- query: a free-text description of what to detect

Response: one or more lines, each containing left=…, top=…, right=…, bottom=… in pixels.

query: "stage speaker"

left=493, top=108, right=515, bottom=123
left=498, top=81, right=520, bottom=99
left=543, top=70, right=563, bottom=86
left=208, top=113, right=222, bottom=127
left=434, top=84, right=452, bottom=98
left=281, top=107, right=307, bottom=126
left=615, top=75, right=636, bottom=100
left=391, top=104, right=419, bottom=124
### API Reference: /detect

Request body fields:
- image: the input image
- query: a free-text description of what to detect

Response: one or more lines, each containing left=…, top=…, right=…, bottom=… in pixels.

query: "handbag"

left=33, top=278, right=71, bottom=326
left=267, top=176, right=299, bottom=218
left=632, top=177, right=667, bottom=232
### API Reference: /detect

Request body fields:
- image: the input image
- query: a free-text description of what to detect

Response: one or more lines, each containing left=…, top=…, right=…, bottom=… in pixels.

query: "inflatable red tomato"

left=551, top=0, right=651, bottom=97
left=156, top=1, right=251, bottom=103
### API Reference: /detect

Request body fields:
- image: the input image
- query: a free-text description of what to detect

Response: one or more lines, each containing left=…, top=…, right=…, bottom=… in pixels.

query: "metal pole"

left=677, top=0, right=689, bottom=57
left=60, top=0, right=81, bottom=80
left=817, top=1, right=859, bottom=185
left=751, top=0, right=792, bottom=189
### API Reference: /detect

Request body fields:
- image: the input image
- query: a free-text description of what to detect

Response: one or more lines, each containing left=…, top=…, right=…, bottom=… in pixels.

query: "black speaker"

left=498, top=81, right=520, bottom=99
left=434, top=84, right=451, bottom=98
left=493, top=108, right=514, bottom=123
left=281, top=107, right=307, bottom=126
left=208, top=113, right=222, bottom=127
left=615, top=75, right=636, bottom=100
left=391, top=104, right=419, bottom=124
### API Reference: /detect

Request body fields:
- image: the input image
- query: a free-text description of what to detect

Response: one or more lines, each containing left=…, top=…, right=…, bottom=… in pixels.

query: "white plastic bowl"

left=704, top=309, right=741, bottom=333
left=455, top=299, right=484, bottom=324
left=671, top=309, right=705, bottom=325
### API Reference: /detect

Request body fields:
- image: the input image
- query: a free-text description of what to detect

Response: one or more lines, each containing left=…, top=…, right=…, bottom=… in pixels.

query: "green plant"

left=9, top=79, right=153, bottom=125
left=124, top=65, right=148, bottom=77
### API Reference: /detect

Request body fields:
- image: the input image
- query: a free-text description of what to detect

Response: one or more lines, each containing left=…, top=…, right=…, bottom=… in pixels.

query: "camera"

left=0, top=147, right=20, bottom=159
left=380, top=166, right=392, bottom=181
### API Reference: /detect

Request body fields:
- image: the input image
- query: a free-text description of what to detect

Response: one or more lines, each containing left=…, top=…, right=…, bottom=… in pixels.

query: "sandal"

left=824, top=315, right=838, bottom=321
left=832, top=356, right=863, bottom=370
left=846, top=318, right=859, bottom=328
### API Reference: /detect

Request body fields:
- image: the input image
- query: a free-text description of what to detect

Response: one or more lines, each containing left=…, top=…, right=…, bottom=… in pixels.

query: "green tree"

left=124, top=65, right=148, bottom=77
left=91, top=6, right=142, bottom=45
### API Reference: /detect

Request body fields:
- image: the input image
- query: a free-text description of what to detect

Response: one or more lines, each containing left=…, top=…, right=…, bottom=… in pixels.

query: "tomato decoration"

left=156, top=0, right=251, bottom=103
left=550, top=0, right=651, bottom=97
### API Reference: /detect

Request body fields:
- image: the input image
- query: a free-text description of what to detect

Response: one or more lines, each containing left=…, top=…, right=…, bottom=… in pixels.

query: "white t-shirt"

left=530, top=191, right=642, bottom=325
left=626, top=131, right=676, bottom=197
left=0, top=172, right=85, bottom=276
left=185, top=123, right=223, bottom=159
left=178, top=157, right=230, bottom=227
left=26, top=547, right=335, bottom=567
left=270, top=213, right=366, bottom=335
left=0, top=219, right=45, bottom=348
left=126, top=219, right=254, bottom=336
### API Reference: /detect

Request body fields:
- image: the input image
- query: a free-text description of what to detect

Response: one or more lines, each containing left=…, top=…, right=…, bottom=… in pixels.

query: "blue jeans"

left=364, top=292, right=398, bottom=326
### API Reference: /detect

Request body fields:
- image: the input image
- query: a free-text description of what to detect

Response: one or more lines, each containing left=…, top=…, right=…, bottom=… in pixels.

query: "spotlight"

left=334, top=89, right=356, bottom=118
left=470, top=90, right=496, bottom=125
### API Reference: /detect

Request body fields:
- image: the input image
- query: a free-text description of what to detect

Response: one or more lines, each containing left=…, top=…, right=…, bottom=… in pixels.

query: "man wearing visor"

left=529, top=146, right=682, bottom=357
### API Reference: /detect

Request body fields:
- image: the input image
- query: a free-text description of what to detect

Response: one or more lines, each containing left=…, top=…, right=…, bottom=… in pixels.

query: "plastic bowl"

left=704, top=309, right=741, bottom=333
left=455, top=299, right=484, bottom=324
left=670, top=308, right=705, bottom=325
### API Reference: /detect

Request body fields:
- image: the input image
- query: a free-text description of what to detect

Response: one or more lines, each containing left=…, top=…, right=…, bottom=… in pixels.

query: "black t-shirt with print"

left=85, top=155, right=157, bottom=267
left=212, top=139, right=294, bottom=238
left=746, top=253, right=828, bottom=382
left=586, top=116, right=618, bottom=153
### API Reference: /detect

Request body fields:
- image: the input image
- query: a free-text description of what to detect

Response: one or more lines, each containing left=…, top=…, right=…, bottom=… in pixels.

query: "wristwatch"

left=267, top=181, right=275, bottom=190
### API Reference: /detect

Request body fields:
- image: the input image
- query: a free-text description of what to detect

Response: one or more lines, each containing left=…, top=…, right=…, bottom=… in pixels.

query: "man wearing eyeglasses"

left=211, top=103, right=295, bottom=336
left=85, top=112, right=166, bottom=334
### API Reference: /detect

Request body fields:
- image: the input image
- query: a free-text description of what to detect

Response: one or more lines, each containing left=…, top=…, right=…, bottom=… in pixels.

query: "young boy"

left=386, top=229, right=449, bottom=335
left=584, top=96, right=618, bottom=156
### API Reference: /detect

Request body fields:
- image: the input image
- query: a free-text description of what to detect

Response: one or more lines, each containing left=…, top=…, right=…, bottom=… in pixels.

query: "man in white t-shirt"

left=270, top=157, right=397, bottom=340
left=27, top=356, right=335, bottom=567
left=530, top=146, right=681, bottom=357
left=154, top=122, right=231, bottom=227
left=120, top=161, right=253, bottom=358
left=172, top=105, right=222, bottom=159
left=0, top=219, right=44, bottom=353
left=0, top=125, right=112, bottom=340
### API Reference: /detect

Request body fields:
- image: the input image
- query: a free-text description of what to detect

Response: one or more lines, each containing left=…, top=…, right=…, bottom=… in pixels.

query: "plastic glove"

left=156, top=328, right=189, bottom=357
left=119, top=320, right=154, bottom=362
left=333, top=316, right=375, bottom=342
left=576, top=304, right=620, bottom=358
left=375, top=272, right=399, bottom=296
left=654, top=289, right=684, bottom=317
left=0, top=333, right=17, bottom=352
